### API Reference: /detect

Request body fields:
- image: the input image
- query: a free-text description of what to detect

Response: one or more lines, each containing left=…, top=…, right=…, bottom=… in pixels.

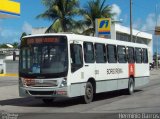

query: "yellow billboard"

left=0, top=0, right=20, bottom=18
left=96, top=18, right=111, bottom=35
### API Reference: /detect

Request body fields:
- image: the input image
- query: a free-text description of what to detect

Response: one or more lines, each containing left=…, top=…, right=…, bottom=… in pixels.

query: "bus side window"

left=83, top=42, right=95, bottom=63
left=128, top=47, right=135, bottom=63
left=107, top=44, right=117, bottom=63
left=143, top=48, right=148, bottom=63
left=95, top=43, right=106, bottom=63
left=70, top=44, right=83, bottom=72
left=135, top=48, right=142, bottom=63
left=117, top=46, right=127, bottom=63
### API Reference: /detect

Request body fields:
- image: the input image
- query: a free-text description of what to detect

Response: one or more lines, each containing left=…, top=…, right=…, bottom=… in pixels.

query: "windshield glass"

left=19, top=36, right=68, bottom=78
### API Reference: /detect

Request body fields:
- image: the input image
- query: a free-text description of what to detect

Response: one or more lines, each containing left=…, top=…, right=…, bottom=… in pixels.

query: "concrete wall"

left=4, top=60, right=18, bottom=74
left=0, top=59, right=3, bottom=73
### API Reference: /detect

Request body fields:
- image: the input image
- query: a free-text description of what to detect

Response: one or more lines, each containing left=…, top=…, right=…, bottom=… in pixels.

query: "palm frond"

left=38, top=0, right=80, bottom=32
left=80, top=0, right=116, bottom=35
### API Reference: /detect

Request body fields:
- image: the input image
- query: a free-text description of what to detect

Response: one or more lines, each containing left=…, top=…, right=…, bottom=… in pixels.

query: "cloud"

left=122, top=14, right=128, bottom=24
left=137, top=13, right=160, bottom=54
left=157, top=15, right=160, bottom=26
left=133, top=13, right=160, bottom=33
left=22, top=22, right=32, bottom=34
left=141, top=13, right=156, bottom=31
left=111, top=4, right=121, bottom=20
left=133, top=18, right=143, bottom=29
left=0, top=21, right=32, bottom=44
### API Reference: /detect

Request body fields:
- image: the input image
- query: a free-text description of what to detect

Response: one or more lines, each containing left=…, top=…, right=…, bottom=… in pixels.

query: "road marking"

left=0, top=73, right=18, bottom=77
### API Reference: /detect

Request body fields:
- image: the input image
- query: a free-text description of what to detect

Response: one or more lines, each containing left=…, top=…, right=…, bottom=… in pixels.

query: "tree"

left=12, top=42, right=19, bottom=48
left=0, top=44, right=9, bottom=48
left=80, top=0, right=116, bottom=36
left=20, top=32, right=27, bottom=40
left=37, top=0, right=80, bottom=33
left=20, top=32, right=27, bottom=47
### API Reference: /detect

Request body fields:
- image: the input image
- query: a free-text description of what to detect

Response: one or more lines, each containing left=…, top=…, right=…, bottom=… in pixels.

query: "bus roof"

left=23, top=33, right=148, bottom=48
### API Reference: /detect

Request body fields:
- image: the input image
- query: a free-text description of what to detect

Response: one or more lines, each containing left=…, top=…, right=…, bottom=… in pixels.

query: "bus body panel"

left=135, top=77, right=149, bottom=87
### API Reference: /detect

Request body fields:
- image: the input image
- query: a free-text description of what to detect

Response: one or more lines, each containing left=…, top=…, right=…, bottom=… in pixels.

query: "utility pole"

left=155, top=4, right=159, bottom=69
left=130, top=0, right=133, bottom=42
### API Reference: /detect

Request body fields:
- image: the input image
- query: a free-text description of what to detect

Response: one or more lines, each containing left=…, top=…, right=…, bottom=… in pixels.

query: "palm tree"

left=37, top=0, right=80, bottom=33
left=80, top=0, right=116, bottom=36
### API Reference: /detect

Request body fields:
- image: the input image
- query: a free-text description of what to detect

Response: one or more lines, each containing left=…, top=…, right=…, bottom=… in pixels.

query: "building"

left=111, top=23, right=153, bottom=63
left=0, top=49, right=19, bottom=75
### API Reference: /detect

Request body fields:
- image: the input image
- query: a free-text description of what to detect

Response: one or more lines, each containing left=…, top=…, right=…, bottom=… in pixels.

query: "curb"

left=0, top=73, right=18, bottom=77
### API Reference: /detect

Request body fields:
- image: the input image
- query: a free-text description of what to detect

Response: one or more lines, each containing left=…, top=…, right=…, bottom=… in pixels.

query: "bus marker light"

left=57, top=91, right=67, bottom=95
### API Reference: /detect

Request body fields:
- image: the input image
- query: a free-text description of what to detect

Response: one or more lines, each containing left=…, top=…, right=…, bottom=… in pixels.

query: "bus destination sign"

left=27, top=37, right=59, bottom=45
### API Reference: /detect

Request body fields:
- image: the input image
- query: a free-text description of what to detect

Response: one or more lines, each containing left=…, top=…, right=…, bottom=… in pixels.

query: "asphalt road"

left=0, top=70, right=160, bottom=119
left=0, top=77, right=18, bottom=87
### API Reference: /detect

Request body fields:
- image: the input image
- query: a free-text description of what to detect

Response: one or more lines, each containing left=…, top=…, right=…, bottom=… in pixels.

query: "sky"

left=0, top=0, right=160, bottom=52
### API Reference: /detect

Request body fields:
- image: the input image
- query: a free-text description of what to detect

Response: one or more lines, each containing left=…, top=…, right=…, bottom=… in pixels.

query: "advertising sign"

left=95, top=18, right=111, bottom=36
left=0, top=0, right=20, bottom=18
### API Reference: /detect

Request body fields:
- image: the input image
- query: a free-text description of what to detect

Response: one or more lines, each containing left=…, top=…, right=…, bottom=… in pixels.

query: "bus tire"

left=127, top=77, right=134, bottom=95
left=83, top=82, right=94, bottom=104
left=42, top=99, right=54, bottom=105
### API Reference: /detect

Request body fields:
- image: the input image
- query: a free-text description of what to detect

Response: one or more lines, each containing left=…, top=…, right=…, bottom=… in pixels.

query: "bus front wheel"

left=83, top=82, right=94, bottom=104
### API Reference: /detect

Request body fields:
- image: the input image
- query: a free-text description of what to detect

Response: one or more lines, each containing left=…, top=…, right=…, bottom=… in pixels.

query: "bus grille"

left=27, top=80, right=58, bottom=87
left=29, top=91, right=55, bottom=95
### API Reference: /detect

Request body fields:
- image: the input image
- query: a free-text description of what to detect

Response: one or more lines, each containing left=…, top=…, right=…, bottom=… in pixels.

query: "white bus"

left=19, top=33, right=149, bottom=104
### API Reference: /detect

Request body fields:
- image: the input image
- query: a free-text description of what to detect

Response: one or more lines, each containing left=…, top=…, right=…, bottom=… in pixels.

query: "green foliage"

left=12, top=42, right=19, bottom=48
left=20, top=32, right=27, bottom=47
left=0, top=42, right=19, bottom=48
left=80, top=0, right=115, bottom=36
left=0, top=69, right=3, bottom=74
left=37, top=0, right=80, bottom=33
left=0, top=44, right=9, bottom=48
left=38, top=0, right=116, bottom=35
left=20, top=32, right=27, bottom=40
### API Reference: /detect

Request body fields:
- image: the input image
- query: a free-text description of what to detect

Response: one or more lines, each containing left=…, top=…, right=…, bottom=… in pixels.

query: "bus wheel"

left=84, top=82, right=94, bottom=104
left=127, top=77, right=134, bottom=95
left=42, top=99, right=54, bottom=105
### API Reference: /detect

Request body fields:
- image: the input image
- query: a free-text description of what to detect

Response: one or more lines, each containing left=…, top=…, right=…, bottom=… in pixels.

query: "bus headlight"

left=21, top=78, right=35, bottom=86
left=60, top=78, right=67, bottom=87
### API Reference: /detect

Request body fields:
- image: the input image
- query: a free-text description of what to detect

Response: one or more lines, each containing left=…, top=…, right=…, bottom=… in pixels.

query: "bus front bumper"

left=19, top=86, right=69, bottom=98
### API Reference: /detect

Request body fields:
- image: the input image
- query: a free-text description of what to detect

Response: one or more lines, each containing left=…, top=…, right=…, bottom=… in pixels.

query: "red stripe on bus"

left=129, top=63, right=135, bottom=77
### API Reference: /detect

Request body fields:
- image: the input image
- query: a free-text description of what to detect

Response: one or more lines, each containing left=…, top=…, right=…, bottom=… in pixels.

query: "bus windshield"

left=19, top=36, right=68, bottom=78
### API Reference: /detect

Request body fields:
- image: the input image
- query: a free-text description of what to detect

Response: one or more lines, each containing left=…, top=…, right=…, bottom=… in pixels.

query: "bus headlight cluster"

left=60, top=78, right=67, bottom=87
left=21, top=78, right=35, bottom=86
